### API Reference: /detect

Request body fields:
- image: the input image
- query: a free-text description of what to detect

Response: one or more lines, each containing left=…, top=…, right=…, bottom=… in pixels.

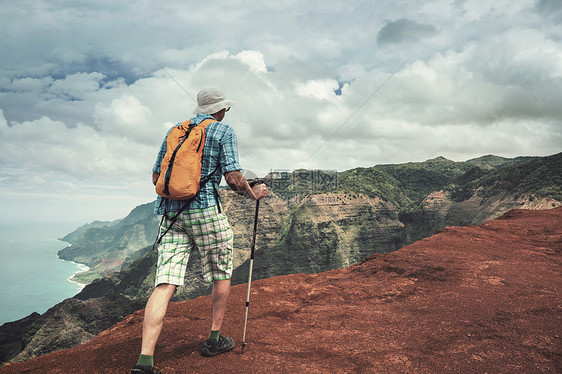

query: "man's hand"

left=224, top=171, right=267, bottom=200
left=251, top=182, right=267, bottom=200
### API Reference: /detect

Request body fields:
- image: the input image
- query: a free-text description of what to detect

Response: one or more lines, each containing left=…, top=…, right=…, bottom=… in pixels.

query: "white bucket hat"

left=193, top=87, right=234, bottom=115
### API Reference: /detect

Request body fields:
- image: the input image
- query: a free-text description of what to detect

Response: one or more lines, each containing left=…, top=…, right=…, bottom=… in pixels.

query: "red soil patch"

left=2, top=208, right=561, bottom=373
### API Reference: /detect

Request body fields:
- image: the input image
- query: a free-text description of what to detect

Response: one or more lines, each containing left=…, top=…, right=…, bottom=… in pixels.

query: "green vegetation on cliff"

left=58, top=202, right=159, bottom=283
left=267, top=153, right=562, bottom=210
left=337, top=156, right=474, bottom=209
left=470, top=153, right=562, bottom=201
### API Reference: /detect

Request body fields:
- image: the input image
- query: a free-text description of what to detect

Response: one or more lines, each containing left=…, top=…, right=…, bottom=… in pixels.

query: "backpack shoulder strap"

left=198, top=118, right=222, bottom=212
left=177, top=119, right=191, bottom=130
left=197, top=118, right=216, bottom=129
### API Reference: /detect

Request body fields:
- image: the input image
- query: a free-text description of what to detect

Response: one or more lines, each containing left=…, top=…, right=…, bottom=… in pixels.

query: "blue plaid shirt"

left=153, top=114, right=242, bottom=214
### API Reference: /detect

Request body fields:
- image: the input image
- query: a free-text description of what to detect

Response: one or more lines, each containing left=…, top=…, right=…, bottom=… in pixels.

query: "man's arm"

left=224, top=170, right=267, bottom=200
left=154, top=170, right=266, bottom=199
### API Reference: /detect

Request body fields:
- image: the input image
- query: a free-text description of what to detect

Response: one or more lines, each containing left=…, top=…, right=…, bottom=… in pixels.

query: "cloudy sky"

left=1, top=0, right=561, bottom=225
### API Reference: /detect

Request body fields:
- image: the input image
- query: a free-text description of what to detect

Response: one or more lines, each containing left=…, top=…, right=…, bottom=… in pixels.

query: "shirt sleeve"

left=220, top=127, right=242, bottom=174
left=152, top=127, right=172, bottom=174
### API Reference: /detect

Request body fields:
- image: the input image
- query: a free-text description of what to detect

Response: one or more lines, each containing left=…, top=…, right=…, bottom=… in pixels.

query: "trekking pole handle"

left=248, top=178, right=265, bottom=188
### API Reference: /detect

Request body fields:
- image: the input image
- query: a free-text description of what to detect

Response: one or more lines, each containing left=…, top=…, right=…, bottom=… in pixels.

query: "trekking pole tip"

left=241, top=342, right=246, bottom=354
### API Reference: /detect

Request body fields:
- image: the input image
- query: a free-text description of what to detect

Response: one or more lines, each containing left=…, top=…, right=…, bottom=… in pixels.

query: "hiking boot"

left=201, top=335, right=235, bottom=357
left=131, top=364, right=163, bottom=374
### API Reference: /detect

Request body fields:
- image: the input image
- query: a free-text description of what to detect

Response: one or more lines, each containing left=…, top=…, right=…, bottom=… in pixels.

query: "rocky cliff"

left=1, top=153, right=560, bottom=365
left=1, top=207, right=560, bottom=373
left=4, top=295, right=144, bottom=363
left=56, top=153, right=562, bottom=286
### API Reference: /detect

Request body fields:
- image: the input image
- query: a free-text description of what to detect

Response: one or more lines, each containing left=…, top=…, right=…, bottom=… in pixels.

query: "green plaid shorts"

left=155, top=206, right=234, bottom=285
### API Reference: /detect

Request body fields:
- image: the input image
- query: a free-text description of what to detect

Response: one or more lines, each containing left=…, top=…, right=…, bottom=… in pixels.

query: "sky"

left=0, top=0, right=561, bottom=225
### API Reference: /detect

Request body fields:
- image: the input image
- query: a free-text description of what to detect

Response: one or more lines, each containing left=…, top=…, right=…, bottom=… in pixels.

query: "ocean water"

left=0, top=222, right=88, bottom=325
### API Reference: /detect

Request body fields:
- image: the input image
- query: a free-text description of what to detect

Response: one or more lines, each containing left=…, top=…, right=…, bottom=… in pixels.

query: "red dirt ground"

left=2, top=207, right=561, bottom=373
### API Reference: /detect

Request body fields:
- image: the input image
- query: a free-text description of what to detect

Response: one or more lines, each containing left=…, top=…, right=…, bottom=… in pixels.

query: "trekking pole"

left=241, top=193, right=261, bottom=354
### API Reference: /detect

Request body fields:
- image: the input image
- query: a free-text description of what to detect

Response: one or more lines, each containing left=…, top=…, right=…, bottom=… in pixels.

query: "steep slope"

left=231, top=193, right=404, bottom=283
left=2, top=207, right=560, bottom=373
left=5, top=295, right=143, bottom=363
left=0, top=313, right=40, bottom=366
left=58, top=202, right=159, bottom=283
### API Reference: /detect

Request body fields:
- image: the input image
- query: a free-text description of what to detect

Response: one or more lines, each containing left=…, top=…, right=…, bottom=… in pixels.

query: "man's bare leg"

left=141, top=283, right=177, bottom=356
left=211, top=279, right=231, bottom=331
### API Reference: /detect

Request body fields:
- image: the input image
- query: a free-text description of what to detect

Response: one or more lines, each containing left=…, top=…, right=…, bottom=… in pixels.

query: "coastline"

left=66, top=261, right=90, bottom=291
left=57, top=242, right=91, bottom=291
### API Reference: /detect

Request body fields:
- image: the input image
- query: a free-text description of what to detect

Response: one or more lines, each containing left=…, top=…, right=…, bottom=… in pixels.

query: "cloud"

left=48, top=72, right=105, bottom=100
left=2, top=77, right=54, bottom=92
left=376, top=18, right=439, bottom=44
left=296, top=79, right=340, bottom=101
left=94, top=95, right=156, bottom=144
left=233, top=50, right=269, bottom=73
left=2, top=42, right=560, bottom=182
left=535, top=0, right=562, bottom=20
left=0, top=111, right=154, bottom=181
left=0, top=0, right=560, bottom=223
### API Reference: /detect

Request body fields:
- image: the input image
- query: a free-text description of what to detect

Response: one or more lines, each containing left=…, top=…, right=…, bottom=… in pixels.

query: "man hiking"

left=131, top=87, right=267, bottom=374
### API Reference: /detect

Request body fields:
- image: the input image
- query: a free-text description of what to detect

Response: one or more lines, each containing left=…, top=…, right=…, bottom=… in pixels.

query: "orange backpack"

left=155, top=118, right=215, bottom=200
